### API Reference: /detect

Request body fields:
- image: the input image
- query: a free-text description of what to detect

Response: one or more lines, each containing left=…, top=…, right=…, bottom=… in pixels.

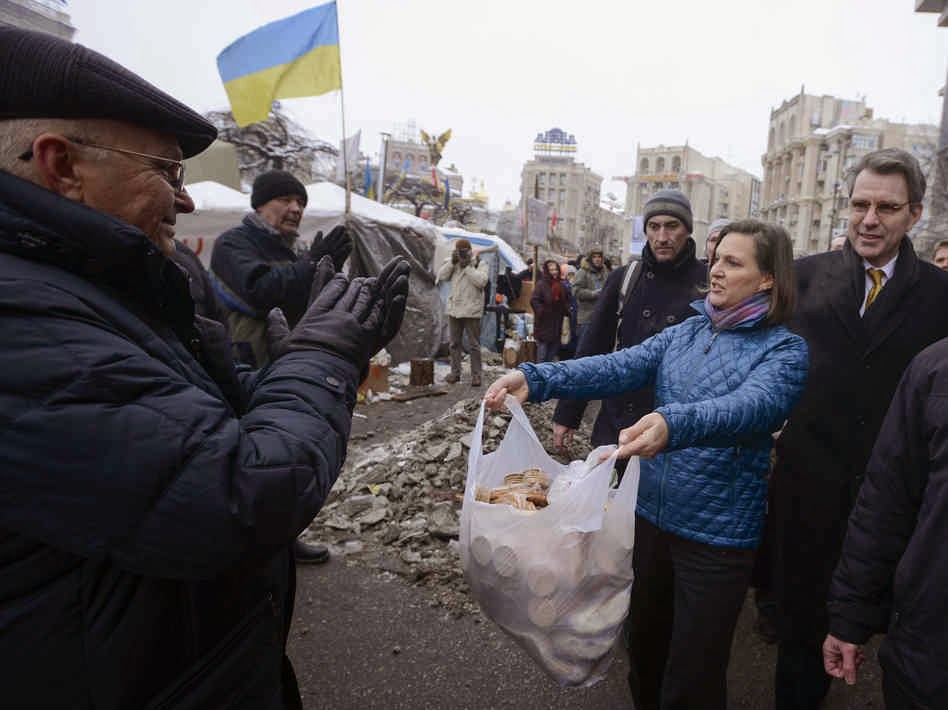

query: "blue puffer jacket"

left=520, top=300, right=808, bottom=548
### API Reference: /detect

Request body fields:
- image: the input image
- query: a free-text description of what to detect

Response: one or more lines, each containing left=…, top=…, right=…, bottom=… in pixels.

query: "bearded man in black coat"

left=769, top=148, right=948, bottom=708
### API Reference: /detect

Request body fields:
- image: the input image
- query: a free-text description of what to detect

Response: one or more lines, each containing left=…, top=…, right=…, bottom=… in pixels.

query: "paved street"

left=288, top=557, right=884, bottom=710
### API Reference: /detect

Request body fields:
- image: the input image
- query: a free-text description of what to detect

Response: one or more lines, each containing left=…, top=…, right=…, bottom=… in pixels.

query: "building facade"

left=759, top=91, right=938, bottom=255
left=0, top=0, right=74, bottom=39
left=625, top=144, right=760, bottom=257
left=519, top=128, right=616, bottom=258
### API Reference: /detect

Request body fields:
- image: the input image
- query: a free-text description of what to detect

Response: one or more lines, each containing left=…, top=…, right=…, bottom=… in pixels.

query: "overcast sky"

left=69, top=0, right=947, bottom=210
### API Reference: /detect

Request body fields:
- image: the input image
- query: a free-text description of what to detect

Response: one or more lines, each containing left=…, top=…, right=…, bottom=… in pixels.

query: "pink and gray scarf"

left=704, top=291, right=771, bottom=331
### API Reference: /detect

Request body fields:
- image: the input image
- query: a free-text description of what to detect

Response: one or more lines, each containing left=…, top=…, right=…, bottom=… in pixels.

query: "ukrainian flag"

left=217, top=2, right=341, bottom=126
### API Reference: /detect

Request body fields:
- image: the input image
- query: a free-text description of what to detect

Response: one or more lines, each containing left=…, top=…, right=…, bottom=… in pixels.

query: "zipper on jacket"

left=704, top=330, right=721, bottom=353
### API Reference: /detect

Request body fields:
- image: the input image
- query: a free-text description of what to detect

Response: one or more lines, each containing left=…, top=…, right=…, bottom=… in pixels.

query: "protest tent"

left=176, top=181, right=445, bottom=364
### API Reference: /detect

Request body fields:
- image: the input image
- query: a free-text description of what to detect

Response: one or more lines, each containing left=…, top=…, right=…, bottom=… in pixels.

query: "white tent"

left=176, top=181, right=445, bottom=363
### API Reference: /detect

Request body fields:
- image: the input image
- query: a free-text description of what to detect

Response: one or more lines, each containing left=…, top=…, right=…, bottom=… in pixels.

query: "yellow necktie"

left=865, top=268, right=885, bottom=311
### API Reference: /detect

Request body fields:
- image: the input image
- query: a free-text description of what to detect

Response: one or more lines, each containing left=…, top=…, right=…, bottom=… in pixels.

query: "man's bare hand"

left=822, top=634, right=864, bottom=686
left=602, top=412, right=669, bottom=461
left=553, top=424, right=575, bottom=455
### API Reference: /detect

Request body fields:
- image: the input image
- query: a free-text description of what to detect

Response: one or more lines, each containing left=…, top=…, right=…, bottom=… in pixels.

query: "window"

left=851, top=134, right=878, bottom=150
left=656, top=157, right=666, bottom=173
left=538, top=174, right=546, bottom=186
left=672, top=156, right=681, bottom=173
left=640, top=157, right=650, bottom=174
left=559, top=189, right=566, bottom=204
left=560, top=174, right=568, bottom=186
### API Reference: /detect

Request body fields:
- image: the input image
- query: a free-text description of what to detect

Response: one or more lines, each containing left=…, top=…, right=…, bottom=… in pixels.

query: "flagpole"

left=334, top=1, right=351, bottom=216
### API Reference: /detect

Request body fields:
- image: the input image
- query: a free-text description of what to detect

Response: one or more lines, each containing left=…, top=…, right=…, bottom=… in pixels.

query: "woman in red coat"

left=530, top=259, right=569, bottom=362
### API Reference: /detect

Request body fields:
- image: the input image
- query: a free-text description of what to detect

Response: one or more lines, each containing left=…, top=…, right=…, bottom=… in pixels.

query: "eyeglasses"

left=848, top=199, right=912, bottom=218
left=18, top=138, right=186, bottom=193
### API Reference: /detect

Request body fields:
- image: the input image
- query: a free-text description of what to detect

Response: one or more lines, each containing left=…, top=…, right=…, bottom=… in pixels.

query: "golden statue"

left=420, top=128, right=452, bottom=168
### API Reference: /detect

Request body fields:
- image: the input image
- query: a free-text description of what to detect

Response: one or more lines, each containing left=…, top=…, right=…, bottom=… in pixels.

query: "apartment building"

left=759, top=91, right=937, bottom=255
left=625, top=144, right=760, bottom=257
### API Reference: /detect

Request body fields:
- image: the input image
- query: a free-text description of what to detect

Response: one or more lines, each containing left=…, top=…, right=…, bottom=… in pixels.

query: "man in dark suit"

left=769, top=148, right=948, bottom=708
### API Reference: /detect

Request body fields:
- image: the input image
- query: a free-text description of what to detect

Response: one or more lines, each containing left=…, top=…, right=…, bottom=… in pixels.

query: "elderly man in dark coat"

left=211, top=170, right=352, bottom=369
left=769, top=148, right=948, bottom=708
left=0, top=28, right=408, bottom=709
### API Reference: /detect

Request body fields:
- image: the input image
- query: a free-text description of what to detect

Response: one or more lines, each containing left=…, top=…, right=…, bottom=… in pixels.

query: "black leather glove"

left=307, top=254, right=337, bottom=307
left=267, top=255, right=339, bottom=361
left=309, top=225, right=352, bottom=272
left=374, top=257, right=410, bottom=347
left=193, top=315, right=245, bottom=412
left=272, top=274, right=383, bottom=370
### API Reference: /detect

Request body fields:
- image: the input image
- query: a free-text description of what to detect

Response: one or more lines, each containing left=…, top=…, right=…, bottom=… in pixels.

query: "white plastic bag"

left=460, top=396, right=640, bottom=687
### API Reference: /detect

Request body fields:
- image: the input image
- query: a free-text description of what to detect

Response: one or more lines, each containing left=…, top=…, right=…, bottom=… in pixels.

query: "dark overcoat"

left=828, top=336, right=948, bottom=704
left=0, top=171, right=358, bottom=708
left=770, top=237, right=948, bottom=643
left=553, top=240, right=706, bottom=446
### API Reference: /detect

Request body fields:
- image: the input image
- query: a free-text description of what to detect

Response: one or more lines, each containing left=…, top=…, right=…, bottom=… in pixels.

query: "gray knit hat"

left=643, top=189, right=693, bottom=233
left=706, top=218, right=731, bottom=239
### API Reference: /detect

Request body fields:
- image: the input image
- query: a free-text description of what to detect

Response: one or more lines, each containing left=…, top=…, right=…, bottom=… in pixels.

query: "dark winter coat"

left=770, top=238, right=948, bottom=644
left=172, top=238, right=230, bottom=325
left=828, top=337, right=948, bottom=706
left=553, top=240, right=707, bottom=446
left=571, top=256, right=611, bottom=325
left=0, top=171, right=358, bottom=708
left=210, top=215, right=315, bottom=366
left=521, top=301, right=808, bottom=548
left=530, top=272, right=569, bottom=344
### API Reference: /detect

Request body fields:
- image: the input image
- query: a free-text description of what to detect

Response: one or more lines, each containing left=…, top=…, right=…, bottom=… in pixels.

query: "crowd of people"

left=3, top=25, right=948, bottom=710
left=487, top=150, right=948, bottom=709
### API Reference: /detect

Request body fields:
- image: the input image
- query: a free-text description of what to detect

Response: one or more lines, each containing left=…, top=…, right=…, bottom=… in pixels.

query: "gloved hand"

left=309, top=225, right=352, bottom=272
left=267, top=255, right=341, bottom=361
left=193, top=315, right=245, bottom=411
left=307, top=254, right=337, bottom=307
left=374, top=257, right=410, bottom=347
left=271, top=274, right=384, bottom=370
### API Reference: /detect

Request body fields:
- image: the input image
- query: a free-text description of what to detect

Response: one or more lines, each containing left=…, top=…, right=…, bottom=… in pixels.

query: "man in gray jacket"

left=438, top=238, right=489, bottom=386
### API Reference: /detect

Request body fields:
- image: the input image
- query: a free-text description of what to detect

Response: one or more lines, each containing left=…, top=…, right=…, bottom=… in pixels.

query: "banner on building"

left=525, top=198, right=549, bottom=246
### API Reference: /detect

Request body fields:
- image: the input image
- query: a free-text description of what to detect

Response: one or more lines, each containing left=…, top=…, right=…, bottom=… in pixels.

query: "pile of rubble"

left=305, top=396, right=595, bottom=614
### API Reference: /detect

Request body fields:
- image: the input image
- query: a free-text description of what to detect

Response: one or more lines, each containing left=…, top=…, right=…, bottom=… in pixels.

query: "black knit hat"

left=0, top=27, right=216, bottom=158
left=643, top=189, right=693, bottom=233
left=251, top=170, right=308, bottom=209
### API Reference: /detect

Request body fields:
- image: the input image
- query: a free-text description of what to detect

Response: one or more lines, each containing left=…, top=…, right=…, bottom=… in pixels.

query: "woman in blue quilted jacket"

left=486, top=219, right=808, bottom=710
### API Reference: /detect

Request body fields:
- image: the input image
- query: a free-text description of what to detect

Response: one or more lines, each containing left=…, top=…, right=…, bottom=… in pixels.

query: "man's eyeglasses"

left=18, top=138, right=186, bottom=193
left=849, top=199, right=912, bottom=218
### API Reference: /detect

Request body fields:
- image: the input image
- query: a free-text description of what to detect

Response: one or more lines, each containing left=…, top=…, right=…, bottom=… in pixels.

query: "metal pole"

left=377, top=132, right=390, bottom=203
left=334, top=0, right=350, bottom=215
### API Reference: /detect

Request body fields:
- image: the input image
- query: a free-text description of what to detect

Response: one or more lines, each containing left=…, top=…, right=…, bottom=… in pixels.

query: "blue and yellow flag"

left=217, top=2, right=341, bottom=126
